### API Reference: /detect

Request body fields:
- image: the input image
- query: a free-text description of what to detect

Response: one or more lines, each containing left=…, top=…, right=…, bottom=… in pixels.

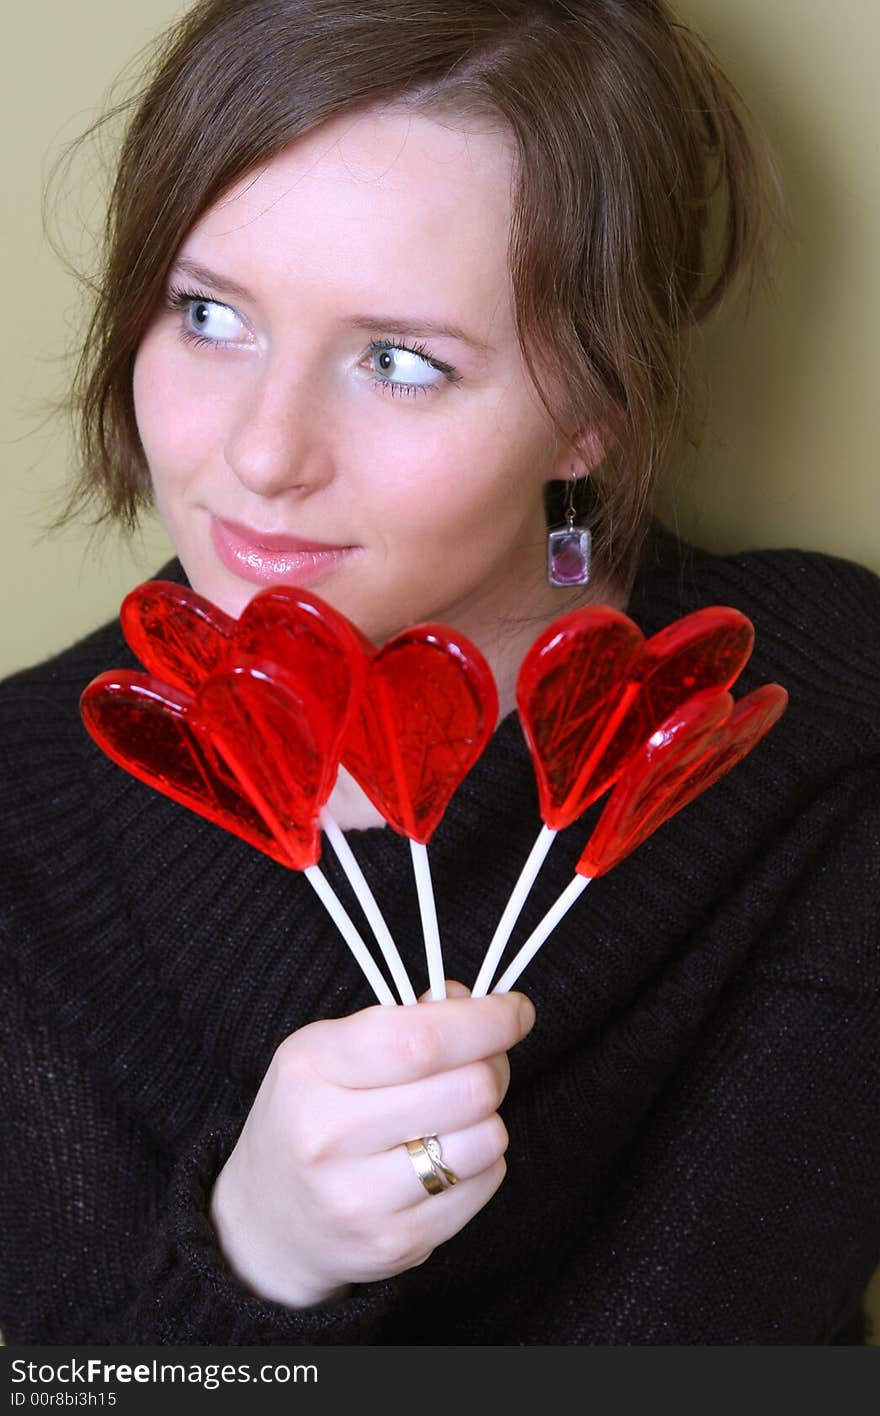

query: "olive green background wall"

left=1, top=0, right=878, bottom=1343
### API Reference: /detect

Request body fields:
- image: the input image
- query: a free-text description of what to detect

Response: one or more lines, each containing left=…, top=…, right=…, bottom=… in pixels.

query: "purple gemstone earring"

left=547, top=466, right=591, bottom=587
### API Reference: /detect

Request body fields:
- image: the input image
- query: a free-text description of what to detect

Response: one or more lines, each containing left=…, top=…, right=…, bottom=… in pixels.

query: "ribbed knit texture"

left=1, top=523, right=878, bottom=1345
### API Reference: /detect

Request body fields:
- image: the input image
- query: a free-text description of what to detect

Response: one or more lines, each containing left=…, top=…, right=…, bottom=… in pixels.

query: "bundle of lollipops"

left=80, top=583, right=788, bottom=1006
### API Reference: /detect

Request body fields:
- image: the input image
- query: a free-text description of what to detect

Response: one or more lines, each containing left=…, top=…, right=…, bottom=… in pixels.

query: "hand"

left=209, top=982, right=535, bottom=1308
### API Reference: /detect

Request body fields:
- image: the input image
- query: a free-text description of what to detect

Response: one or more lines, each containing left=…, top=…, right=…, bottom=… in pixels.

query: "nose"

left=223, top=361, right=333, bottom=499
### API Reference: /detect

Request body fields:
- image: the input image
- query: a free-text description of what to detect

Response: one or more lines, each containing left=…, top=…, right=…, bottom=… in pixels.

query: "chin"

left=181, top=561, right=250, bottom=620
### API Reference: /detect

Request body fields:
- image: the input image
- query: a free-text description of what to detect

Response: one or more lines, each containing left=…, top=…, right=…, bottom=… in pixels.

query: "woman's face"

left=134, top=105, right=591, bottom=654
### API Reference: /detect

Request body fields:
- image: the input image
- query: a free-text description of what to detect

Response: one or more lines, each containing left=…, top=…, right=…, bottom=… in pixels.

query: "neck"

left=483, top=569, right=629, bottom=721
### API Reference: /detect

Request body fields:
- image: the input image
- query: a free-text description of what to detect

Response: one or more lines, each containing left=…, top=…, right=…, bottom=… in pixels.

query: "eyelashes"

left=366, top=336, right=462, bottom=397
left=162, top=285, right=463, bottom=398
left=164, top=287, right=243, bottom=350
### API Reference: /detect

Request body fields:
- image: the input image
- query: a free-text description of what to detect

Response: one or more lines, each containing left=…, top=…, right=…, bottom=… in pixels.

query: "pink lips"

left=210, top=515, right=359, bottom=587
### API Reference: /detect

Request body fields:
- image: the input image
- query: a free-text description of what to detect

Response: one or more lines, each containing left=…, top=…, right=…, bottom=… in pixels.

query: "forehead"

left=179, top=106, right=518, bottom=320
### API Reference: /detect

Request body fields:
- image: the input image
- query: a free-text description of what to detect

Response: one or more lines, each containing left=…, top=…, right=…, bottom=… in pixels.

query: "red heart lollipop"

left=196, top=657, right=335, bottom=869
left=584, top=605, right=755, bottom=804
left=577, top=682, right=789, bottom=878
left=516, top=607, right=645, bottom=830
left=124, top=580, right=364, bottom=700
left=121, top=580, right=367, bottom=800
left=80, top=670, right=291, bottom=867
left=517, top=604, right=754, bottom=829
left=341, top=625, right=499, bottom=843
left=121, top=582, right=237, bottom=694
left=235, top=586, right=366, bottom=796
left=633, top=606, right=753, bottom=717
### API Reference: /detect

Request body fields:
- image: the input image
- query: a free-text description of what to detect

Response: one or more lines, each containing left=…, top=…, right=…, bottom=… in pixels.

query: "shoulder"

left=0, top=614, right=130, bottom=702
left=0, top=552, right=184, bottom=715
left=624, top=526, right=880, bottom=989
left=0, top=556, right=185, bottom=789
left=0, top=603, right=180, bottom=1034
left=0, top=616, right=134, bottom=796
left=632, top=522, right=880, bottom=655
left=629, top=524, right=880, bottom=758
left=679, top=536, right=878, bottom=664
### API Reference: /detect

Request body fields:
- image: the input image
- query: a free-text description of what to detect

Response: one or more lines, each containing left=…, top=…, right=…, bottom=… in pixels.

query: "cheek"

left=362, top=419, right=543, bottom=548
left=132, top=337, right=220, bottom=488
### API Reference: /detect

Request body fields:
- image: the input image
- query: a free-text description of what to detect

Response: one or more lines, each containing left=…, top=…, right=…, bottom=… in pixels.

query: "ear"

left=572, top=425, right=610, bottom=475
left=548, top=425, right=608, bottom=482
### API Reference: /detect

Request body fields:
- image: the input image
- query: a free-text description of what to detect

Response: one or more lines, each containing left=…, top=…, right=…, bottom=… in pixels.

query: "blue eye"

left=365, top=338, right=459, bottom=398
left=188, top=299, right=243, bottom=341
left=165, top=287, right=248, bottom=348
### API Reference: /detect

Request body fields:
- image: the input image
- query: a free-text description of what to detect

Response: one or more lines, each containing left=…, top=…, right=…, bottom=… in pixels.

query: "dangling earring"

left=547, top=466, right=591, bottom=587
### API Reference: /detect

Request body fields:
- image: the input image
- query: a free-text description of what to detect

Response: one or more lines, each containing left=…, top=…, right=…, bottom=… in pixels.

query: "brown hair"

left=50, top=0, right=781, bottom=594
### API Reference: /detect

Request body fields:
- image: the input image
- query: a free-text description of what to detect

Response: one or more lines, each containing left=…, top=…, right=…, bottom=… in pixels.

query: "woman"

left=1, top=0, right=878, bottom=1344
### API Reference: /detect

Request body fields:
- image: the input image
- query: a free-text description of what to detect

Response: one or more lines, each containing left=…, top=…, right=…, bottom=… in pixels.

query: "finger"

left=382, top=1158, right=509, bottom=1274
left=304, top=991, right=534, bottom=1089
left=303, top=1152, right=507, bottom=1286
left=380, top=1113, right=510, bottom=1210
left=340, top=1051, right=511, bottom=1154
left=327, top=1115, right=508, bottom=1218
left=420, top=978, right=471, bottom=1001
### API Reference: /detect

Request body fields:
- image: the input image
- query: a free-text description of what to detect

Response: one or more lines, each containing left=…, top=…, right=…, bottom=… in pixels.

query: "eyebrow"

left=169, top=257, right=495, bottom=355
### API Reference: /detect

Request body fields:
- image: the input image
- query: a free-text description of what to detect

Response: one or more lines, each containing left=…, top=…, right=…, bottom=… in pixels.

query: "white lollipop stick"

left=471, top=823, right=558, bottom=997
left=304, top=865, right=397, bottom=1007
left=409, top=839, right=446, bottom=1001
left=321, top=809, right=417, bottom=1005
left=491, top=873, right=592, bottom=994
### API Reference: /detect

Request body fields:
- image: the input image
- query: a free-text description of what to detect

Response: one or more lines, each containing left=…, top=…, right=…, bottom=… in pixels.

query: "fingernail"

left=511, top=993, right=536, bottom=1033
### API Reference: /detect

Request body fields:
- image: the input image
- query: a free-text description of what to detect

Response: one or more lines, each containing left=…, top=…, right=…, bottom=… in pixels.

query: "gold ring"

left=424, top=1135, right=459, bottom=1188
left=405, top=1136, right=459, bottom=1195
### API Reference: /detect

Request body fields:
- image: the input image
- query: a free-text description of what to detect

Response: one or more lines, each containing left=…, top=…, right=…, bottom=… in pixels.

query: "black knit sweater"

left=1, top=524, right=878, bottom=1345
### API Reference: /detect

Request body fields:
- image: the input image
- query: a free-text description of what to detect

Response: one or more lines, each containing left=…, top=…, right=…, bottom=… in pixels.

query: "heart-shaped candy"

left=80, top=670, right=291, bottom=867
left=121, top=580, right=367, bottom=805
left=586, top=605, right=755, bottom=805
left=82, top=651, right=344, bottom=869
left=341, top=625, right=499, bottom=843
left=577, top=682, right=788, bottom=877
left=235, top=586, right=366, bottom=797
left=517, top=606, right=644, bottom=830
left=634, top=606, right=753, bottom=714
left=517, top=604, right=754, bottom=829
left=196, top=657, right=335, bottom=869
left=123, top=579, right=364, bottom=705
left=121, top=582, right=237, bottom=695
